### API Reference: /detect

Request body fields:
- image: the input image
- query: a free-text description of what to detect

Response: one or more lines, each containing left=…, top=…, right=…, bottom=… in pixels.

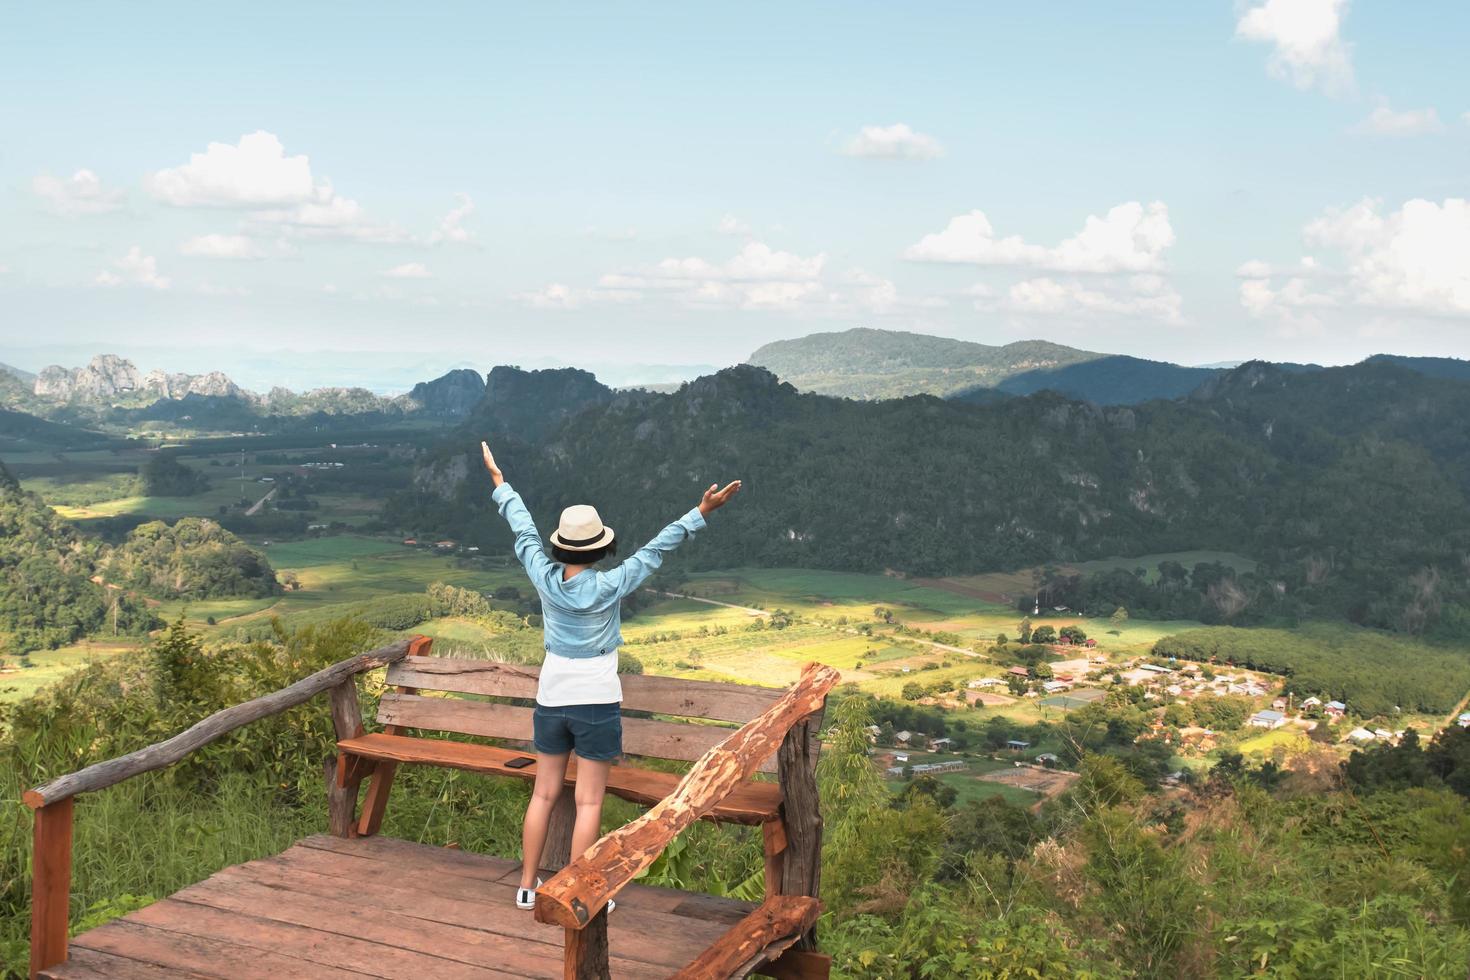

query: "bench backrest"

left=380, top=656, right=791, bottom=773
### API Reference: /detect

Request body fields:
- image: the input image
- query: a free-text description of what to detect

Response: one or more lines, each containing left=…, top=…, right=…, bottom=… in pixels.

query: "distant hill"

left=748, top=327, right=1242, bottom=405
left=1365, top=353, right=1470, bottom=382
left=13, top=355, right=488, bottom=427
left=991, top=355, right=1223, bottom=405
left=746, top=328, right=1103, bottom=400
left=0, top=362, right=36, bottom=384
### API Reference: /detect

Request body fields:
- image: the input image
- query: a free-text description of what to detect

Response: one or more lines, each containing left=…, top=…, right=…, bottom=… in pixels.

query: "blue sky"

left=2, top=1, right=1468, bottom=390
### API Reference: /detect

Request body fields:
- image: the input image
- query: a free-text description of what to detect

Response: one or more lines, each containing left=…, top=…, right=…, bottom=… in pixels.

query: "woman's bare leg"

left=520, top=752, right=569, bottom=889
left=570, top=756, right=613, bottom=860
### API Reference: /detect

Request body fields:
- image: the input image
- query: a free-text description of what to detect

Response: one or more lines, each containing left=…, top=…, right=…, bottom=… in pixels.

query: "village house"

left=929, top=737, right=955, bottom=751
left=1301, top=696, right=1323, bottom=709
left=893, top=730, right=913, bottom=745
left=1459, top=712, right=1470, bottom=729
left=1347, top=727, right=1376, bottom=744
left=1324, top=701, right=1346, bottom=719
left=1042, top=680, right=1071, bottom=694
left=1248, top=709, right=1286, bottom=730
left=1006, top=739, right=1031, bottom=751
left=968, top=677, right=1002, bottom=688
left=1035, top=753, right=1059, bottom=766
left=1005, top=666, right=1031, bottom=678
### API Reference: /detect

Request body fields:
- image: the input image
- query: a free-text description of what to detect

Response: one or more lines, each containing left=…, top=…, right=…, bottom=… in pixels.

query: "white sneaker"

left=515, top=878, right=542, bottom=910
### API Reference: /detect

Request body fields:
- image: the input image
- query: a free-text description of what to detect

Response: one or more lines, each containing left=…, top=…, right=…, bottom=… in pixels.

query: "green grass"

left=886, top=772, right=1041, bottom=807
left=1237, top=727, right=1314, bottom=757
left=0, top=642, right=141, bottom=703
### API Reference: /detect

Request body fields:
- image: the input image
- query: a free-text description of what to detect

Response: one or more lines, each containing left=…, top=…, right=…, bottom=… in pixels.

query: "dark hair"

left=550, top=537, right=617, bottom=565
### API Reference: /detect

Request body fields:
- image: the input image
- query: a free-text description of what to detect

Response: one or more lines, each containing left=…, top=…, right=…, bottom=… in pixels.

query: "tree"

left=901, top=681, right=925, bottom=701
left=994, top=632, right=1008, bottom=646
left=1110, top=606, right=1130, bottom=630
left=1060, top=625, right=1087, bottom=643
left=1018, top=618, right=1032, bottom=644
left=1006, top=674, right=1029, bottom=696
left=1032, top=625, right=1057, bottom=644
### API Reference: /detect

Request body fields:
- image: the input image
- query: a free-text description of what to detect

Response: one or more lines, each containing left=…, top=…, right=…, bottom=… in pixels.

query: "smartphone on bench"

left=504, top=756, right=535, bottom=769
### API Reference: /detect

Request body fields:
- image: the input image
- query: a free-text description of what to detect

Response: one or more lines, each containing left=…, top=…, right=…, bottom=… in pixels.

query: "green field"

left=0, top=642, right=141, bottom=702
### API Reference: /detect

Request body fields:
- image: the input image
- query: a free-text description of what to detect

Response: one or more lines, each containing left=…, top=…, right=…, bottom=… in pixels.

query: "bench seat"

left=339, top=732, right=783, bottom=825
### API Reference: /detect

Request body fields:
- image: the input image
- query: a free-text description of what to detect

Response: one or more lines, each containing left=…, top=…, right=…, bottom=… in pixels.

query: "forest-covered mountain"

left=393, top=359, right=1470, bottom=637
left=9, top=354, right=489, bottom=424
left=106, top=518, right=280, bottom=600
left=0, top=462, right=157, bottom=652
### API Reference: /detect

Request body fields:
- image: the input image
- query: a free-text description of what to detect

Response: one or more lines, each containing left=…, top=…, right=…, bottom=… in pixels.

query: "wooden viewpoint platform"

left=23, top=637, right=838, bottom=980
left=39, top=834, right=776, bottom=979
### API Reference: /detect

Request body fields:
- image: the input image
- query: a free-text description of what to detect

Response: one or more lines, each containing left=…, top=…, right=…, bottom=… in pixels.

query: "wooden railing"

left=22, top=636, right=422, bottom=979
left=536, top=661, right=840, bottom=979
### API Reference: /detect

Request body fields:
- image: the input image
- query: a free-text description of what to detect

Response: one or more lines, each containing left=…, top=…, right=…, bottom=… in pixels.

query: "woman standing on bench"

left=479, top=441, right=742, bottom=910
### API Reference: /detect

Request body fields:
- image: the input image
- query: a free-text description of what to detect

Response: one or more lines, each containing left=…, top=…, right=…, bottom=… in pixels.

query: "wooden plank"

left=164, top=876, right=556, bottom=978
left=29, top=797, right=73, bottom=979
left=564, top=911, right=609, bottom=980
left=669, top=896, right=822, bottom=980
left=777, top=711, right=825, bottom=951
left=387, top=657, right=782, bottom=723
left=290, top=835, right=754, bottom=925
left=37, top=945, right=173, bottom=979
left=536, top=663, right=840, bottom=930
left=69, top=917, right=373, bottom=979
left=25, top=637, right=416, bottom=808
left=210, top=853, right=724, bottom=972
left=337, top=733, right=782, bottom=824
left=752, top=950, right=833, bottom=980
left=376, top=694, right=778, bottom=773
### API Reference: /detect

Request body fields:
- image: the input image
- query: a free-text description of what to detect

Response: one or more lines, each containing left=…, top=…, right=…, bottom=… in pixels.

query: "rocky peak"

left=398, top=368, right=487, bottom=417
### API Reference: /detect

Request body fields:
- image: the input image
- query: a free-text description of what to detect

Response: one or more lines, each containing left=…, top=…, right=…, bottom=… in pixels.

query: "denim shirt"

left=492, top=483, right=706, bottom=658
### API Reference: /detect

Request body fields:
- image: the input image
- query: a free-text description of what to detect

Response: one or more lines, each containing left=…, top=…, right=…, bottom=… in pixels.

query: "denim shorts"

left=532, top=702, right=623, bottom=761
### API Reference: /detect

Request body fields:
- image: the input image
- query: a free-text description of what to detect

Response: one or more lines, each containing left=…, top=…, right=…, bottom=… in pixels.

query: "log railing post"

left=777, top=707, right=825, bottom=951
left=29, top=798, right=73, bottom=979
left=564, top=909, right=610, bottom=980
left=328, top=676, right=366, bottom=836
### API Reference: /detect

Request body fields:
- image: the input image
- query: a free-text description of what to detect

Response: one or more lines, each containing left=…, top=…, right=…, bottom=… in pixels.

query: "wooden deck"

left=41, top=834, right=764, bottom=979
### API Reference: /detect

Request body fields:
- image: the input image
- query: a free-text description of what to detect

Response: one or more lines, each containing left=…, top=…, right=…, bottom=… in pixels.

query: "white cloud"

left=842, top=123, right=943, bottom=160
left=147, top=131, right=315, bottom=207
left=1238, top=197, right=1470, bottom=325
left=999, top=274, right=1183, bottom=322
left=1350, top=102, right=1445, bottom=137
left=149, top=132, right=409, bottom=243
left=514, top=282, right=642, bottom=310
left=95, top=246, right=169, bottom=290
left=1236, top=0, right=1353, bottom=96
left=32, top=169, right=125, bottom=216
left=381, top=262, right=432, bottom=279
left=906, top=202, right=1175, bottom=273
left=428, top=193, right=476, bottom=245
left=250, top=182, right=411, bottom=243
left=180, top=233, right=262, bottom=259
left=715, top=213, right=751, bottom=236
left=1307, top=197, right=1470, bottom=314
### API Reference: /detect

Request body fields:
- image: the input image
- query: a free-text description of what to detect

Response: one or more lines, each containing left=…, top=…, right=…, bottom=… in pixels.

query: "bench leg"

left=541, top=791, right=576, bottom=872
left=357, top=760, right=398, bottom=837
left=762, top=819, right=787, bottom=899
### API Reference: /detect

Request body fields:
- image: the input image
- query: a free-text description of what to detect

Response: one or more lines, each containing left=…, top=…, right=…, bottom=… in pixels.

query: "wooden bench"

left=336, top=638, right=799, bottom=840
left=24, top=635, right=840, bottom=980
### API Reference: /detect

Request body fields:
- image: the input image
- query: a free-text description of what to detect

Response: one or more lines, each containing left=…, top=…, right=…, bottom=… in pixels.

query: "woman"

left=478, top=441, right=741, bottom=910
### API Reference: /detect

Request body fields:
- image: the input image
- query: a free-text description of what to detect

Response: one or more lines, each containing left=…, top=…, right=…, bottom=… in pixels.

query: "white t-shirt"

left=536, top=651, right=623, bottom=707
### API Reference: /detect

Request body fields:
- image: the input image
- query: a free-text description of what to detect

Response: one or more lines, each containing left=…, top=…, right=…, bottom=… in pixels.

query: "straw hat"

left=549, top=504, right=615, bottom=551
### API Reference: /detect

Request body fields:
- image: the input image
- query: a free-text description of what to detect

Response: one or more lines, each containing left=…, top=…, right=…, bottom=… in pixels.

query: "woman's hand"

left=480, top=441, right=504, bottom=488
left=698, top=480, right=741, bottom=517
